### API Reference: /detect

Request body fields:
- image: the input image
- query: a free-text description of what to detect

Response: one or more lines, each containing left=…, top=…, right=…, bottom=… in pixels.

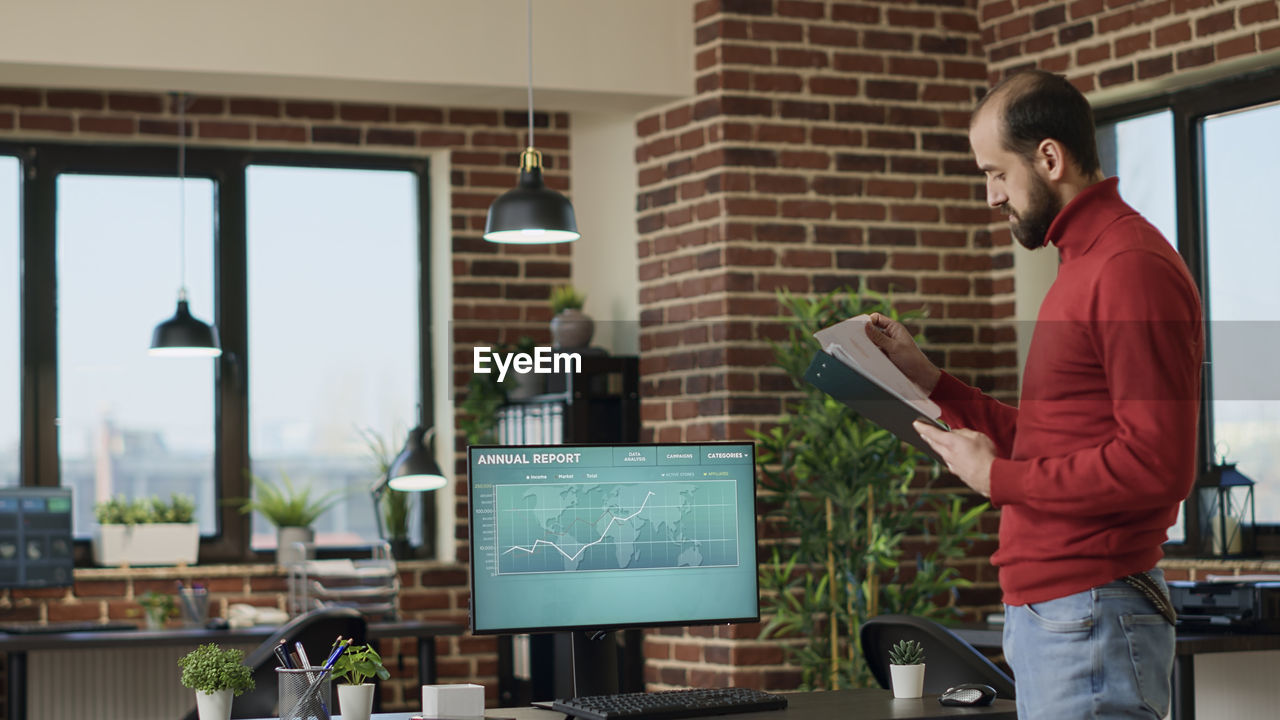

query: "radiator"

left=28, top=643, right=258, bottom=720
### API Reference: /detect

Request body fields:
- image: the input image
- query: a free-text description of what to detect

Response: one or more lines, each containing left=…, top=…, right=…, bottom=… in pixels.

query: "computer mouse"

left=938, top=683, right=997, bottom=707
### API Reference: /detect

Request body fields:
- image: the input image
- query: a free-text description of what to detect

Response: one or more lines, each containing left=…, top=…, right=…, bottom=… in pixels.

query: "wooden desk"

left=249, top=688, right=1016, bottom=720
left=950, top=624, right=1280, bottom=720
left=0, top=619, right=463, bottom=720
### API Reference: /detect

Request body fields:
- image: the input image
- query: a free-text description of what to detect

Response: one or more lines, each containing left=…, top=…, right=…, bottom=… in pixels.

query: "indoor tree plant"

left=239, top=471, right=343, bottom=565
left=178, top=643, right=255, bottom=720
left=888, top=639, right=926, bottom=699
left=361, top=426, right=413, bottom=559
left=330, top=638, right=390, bottom=720
left=92, top=494, right=197, bottom=566
left=752, top=288, right=987, bottom=690
left=549, top=284, right=593, bottom=349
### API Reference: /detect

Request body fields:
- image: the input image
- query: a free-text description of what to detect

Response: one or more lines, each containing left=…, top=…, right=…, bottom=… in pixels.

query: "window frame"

left=1093, top=66, right=1280, bottom=556
left=4, top=140, right=436, bottom=564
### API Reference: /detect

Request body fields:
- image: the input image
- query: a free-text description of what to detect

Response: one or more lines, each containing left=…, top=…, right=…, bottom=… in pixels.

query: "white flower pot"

left=195, top=689, right=233, bottom=720
left=338, top=683, right=376, bottom=720
left=276, top=526, right=314, bottom=566
left=889, top=663, right=925, bottom=699
left=92, top=523, right=198, bottom=566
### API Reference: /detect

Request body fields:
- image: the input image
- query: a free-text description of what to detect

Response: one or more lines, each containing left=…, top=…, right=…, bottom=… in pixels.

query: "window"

left=56, top=174, right=216, bottom=538
left=1, top=156, right=17, bottom=487
left=246, top=165, right=422, bottom=550
left=9, top=143, right=433, bottom=561
left=1095, top=69, right=1280, bottom=553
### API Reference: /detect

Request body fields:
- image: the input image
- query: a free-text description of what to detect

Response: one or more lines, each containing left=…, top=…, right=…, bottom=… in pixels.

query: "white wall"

left=0, top=0, right=694, bottom=113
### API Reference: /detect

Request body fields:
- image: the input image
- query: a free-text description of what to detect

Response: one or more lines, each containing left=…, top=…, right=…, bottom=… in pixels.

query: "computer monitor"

left=467, top=442, right=759, bottom=694
left=0, top=487, right=75, bottom=589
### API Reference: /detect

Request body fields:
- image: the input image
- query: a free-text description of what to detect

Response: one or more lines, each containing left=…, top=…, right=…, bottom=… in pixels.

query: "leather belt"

left=1120, top=571, right=1177, bottom=626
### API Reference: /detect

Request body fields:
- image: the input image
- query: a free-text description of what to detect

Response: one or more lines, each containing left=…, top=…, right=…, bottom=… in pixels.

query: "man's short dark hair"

left=974, top=70, right=1101, bottom=177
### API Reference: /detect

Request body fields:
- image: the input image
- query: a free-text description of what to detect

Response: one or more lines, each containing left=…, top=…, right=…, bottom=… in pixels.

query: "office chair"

left=179, top=606, right=368, bottom=720
left=859, top=614, right=1016, bottom=700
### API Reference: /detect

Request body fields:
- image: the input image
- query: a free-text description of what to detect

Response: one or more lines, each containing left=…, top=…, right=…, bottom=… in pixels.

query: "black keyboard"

left=552, top=688, right=788, bottom=720
left=0, top=619, right=137, bottom=635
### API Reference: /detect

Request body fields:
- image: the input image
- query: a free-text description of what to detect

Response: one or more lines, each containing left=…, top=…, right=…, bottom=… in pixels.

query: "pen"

left=274, top=639, right=294, bottom=669
left=288, top=642, right=347, bottom=717
left=295, top=641, right=314, bottom=681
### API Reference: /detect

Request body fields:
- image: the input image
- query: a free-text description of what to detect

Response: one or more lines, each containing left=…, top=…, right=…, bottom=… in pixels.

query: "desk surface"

left=0, top=618, right=463, bottom=652
left=248, top=689, right=1016, bottom=720
left=950, top=623, right=1280, bottom=656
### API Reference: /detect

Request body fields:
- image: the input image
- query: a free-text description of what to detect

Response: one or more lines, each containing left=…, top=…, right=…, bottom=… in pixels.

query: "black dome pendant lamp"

left=483, top=0, right=579, bottom=244
left=150, top=92, right=221, bottom=358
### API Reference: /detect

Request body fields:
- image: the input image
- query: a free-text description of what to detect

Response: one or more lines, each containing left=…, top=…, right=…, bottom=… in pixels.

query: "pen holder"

left=178, top=587, right=209, bottom=628
left=276, top=667, right=331, bottom=720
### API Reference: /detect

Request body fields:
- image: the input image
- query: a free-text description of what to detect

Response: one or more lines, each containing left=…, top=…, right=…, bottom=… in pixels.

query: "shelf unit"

left=494, top=354, right=644, bottom=704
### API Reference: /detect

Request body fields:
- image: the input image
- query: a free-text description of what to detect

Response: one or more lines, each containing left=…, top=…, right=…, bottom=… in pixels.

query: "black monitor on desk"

left=0, top=487, right=74, bottom=589
left=467, top=442, right=759, bottom=695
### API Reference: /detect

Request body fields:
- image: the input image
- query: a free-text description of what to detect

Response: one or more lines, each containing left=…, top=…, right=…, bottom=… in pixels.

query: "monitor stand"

left=563, top=630, right=620, bottom=698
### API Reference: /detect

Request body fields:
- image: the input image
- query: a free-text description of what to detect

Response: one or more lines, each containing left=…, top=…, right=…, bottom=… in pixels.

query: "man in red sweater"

left=867, top=71, right=1203, bottom=718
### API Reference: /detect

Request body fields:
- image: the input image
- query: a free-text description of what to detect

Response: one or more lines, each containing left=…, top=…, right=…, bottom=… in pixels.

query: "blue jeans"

left=1003, top=569, right=1174, bottom=719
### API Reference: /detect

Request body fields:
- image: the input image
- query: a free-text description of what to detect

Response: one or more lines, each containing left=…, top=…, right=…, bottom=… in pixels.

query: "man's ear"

left=1037, top=139, right=1068, bottom=181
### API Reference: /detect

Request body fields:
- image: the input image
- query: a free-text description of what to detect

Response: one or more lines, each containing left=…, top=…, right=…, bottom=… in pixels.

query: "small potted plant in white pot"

left=330, top=637, right=390, bottom=720
left=549, top=284, right=593, bottom=349
left=239, top=470, right=342, bottom=566
left=178, top=643, right=255, bottom=720
left=137, top=590, right=179, bottom=630
left=93, top=494, right=198, bottom=566
left=888, top=639, right=926, bottom=699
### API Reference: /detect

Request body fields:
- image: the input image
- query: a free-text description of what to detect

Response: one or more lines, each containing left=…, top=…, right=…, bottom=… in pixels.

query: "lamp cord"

left=177, top=91, right=188, bottom=297
left=526, top=0, right=534, bottom=149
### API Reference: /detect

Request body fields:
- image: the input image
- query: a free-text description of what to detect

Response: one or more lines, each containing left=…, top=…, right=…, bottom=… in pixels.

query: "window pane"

left=1203, top=101, right=1280, bottom=525
left=1, top=157, right=18, bottom=487
left=1097, top=110, right=1177, bottom=247
left=1098, top=110, right=1185, bottom=542
left=247, top=166, right=420, bottom=550
left=57, top=175, right=217, bottom=538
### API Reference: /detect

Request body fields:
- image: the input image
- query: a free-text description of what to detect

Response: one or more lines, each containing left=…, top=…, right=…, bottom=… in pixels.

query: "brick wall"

left=0, top=85, right=574, bottom=712
left=634, top=0, right=1010, bottom=691
left=979, top=0, right=1280, bottom=91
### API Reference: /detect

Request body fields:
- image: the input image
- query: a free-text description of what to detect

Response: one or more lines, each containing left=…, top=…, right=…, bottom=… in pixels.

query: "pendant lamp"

left=150, top=92, right=221, bottom=357
left=483, top=0, right=579, bottom=244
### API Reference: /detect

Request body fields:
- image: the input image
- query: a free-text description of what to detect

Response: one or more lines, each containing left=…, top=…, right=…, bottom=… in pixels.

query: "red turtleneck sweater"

left=931, top=178, right=1203, bottom=606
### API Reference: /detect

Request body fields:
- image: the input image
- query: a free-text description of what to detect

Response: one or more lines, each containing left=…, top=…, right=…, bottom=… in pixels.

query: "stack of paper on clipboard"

left=805, top=315, right=947, bottom=462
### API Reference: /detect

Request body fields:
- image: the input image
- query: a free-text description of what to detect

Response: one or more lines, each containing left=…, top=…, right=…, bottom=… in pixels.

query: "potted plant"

left=549, top=284, right=593, bottom=349
left=362, top=427, right=412, bottom=559
left=178, top=643, right=255, bottom=720
left=92, top=494, right=198, bottom=566
left=753, top=288, right=987, bottom=689
left=239, top=471, right=343, bottom=566
left=330, top=638, right=390, bottom=720
left=888, top=639, right=926, bottom=699
left=138, top=590, right=178, bottom=630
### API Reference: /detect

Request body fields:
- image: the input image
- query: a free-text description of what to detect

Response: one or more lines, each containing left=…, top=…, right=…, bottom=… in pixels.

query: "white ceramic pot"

left=195, top=689, right=233, bottom=720
left=889, top=663, right=925, bottom=699
left=276, top=526, right=314, bottom=566
left=338, top=683, right=376, bottom=720
left=92, top=523, right=199, bottom=566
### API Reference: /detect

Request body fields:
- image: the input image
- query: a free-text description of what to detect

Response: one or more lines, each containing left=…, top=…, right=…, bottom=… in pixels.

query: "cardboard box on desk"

left=423, top=683, right=485, bottom=718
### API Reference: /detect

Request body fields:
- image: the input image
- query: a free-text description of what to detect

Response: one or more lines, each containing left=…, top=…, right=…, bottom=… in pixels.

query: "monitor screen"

left=468, top=442, right=759, bottom=635
left=0, top=487, right=74, bottom=589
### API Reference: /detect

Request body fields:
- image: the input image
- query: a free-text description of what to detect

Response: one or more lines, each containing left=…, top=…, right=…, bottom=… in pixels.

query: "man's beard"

left=1005, top=173, right=1061, bottom=250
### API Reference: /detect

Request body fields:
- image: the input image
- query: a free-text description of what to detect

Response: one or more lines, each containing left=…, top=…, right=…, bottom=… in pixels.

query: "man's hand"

left=913, top=420, right=996, bottom=497
left=864, top=313, right=942, bottom=394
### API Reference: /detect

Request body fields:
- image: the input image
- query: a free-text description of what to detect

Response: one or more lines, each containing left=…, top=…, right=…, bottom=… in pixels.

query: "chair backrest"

left=180, top=607, right=368, bottom=720
left=859, top=614, right=1015, bottom=700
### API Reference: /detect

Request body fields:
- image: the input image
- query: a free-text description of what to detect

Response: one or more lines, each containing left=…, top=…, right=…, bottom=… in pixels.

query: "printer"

left=1168, top=580, right=1280, bottom=632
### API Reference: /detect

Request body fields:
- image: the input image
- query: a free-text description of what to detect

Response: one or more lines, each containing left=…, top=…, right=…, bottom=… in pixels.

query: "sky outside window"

left=1, top=157, right=18, bottom=487
left=56, top=174, right=217, bottom=537
left=247, top=165, right=420, bottom=550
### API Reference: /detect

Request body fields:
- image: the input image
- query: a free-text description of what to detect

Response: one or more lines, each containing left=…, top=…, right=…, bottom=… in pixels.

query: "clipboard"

left=804, top=350, right=947, bottom=463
